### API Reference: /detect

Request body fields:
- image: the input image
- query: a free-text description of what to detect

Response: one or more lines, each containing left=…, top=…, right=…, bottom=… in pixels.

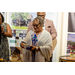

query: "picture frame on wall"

left=67, top=34, right=75, bottom=54
left=9, top=12, right=37, bottom=30
left=67, top=12, right=75, bottom=55
left=68, top=12, right=75, bottom=32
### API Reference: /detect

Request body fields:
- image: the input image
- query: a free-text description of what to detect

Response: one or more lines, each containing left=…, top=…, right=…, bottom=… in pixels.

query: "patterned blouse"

left=31, top=32, right=42, bottom=62
left=0, top=23, right=9, bottom=61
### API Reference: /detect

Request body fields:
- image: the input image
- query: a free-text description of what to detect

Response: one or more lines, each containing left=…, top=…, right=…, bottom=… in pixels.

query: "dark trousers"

left=45, top=54, right=53, bottom=62
left=49, top=54, right=53, bottom=62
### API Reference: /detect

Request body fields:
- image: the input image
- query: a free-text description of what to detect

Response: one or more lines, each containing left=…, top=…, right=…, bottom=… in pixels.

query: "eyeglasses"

left=32, top=24, right=40, bottom=28
left=38, top=15, right=45, bottom=17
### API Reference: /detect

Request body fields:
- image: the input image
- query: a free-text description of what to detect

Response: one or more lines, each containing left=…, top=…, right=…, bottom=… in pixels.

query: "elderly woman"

left=0, top=13, right=12, bottom=61
left=21, top=16, right=53, bottom=62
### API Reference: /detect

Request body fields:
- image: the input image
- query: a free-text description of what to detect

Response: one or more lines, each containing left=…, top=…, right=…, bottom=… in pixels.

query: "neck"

left=36, top=28, right=43, bottom=33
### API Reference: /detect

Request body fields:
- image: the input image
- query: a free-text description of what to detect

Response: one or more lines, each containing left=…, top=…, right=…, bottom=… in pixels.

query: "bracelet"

left=36, top=47, right=38, bottom=51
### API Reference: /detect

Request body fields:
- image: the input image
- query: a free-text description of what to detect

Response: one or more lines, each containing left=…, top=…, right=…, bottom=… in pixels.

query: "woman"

left=21, top=16, right=53, bottom=62
left=0, top=13, right=12, bottom=61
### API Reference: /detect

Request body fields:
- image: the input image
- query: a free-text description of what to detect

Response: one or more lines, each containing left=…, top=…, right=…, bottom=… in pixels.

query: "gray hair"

left=33, top=16, right=44, bottom=27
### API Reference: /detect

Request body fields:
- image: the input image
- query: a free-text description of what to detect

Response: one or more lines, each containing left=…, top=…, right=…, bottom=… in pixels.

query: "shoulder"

left=42, top=30, right=52, bottom=39
left=45, top=19, right=53, bottom=23
left=5, top=23, right=10, bottom=27
left=3, top=23, right=11, bottom=29
left=27, top=30, right=34, bottom=34
left=43, top=30, right=50, bottom=35
left=1, top=22, right=8, bottom=27
left=26, top=30, right=34, bottom=37
left=3, top=22, right=9, bottom=26
left=29, top=21, right=33, bottom=25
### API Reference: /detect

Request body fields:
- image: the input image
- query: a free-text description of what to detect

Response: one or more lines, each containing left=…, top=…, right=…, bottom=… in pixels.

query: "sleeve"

left=52, top=38, right=57, bottom=50
left=4, top=23, right=7, bottom=32
left=21, top=31, right=30, bottom=52
left=1, top=23, right=7, bottom=32
left=50, top=21, right=57, bottom=40
left=39, top=33, right=53, bottom=61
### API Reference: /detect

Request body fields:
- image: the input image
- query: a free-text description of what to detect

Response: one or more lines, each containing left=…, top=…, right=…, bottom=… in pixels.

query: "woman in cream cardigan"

left=20, top=16, right=53, bottom=62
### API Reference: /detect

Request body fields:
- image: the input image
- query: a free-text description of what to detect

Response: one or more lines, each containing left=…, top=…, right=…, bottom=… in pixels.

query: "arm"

left=52, top=38, right=57, bottom=50
left=20, top=41, right=26, bottom=49
left=4, top=24, right=12, bottom=37
left=39, top=32, right=53, bottom=61
left=39, top=38, right=53, bottom=61
left=20, top=30, right=31, bottom=48
left=50, top=21, right=57, bottom=40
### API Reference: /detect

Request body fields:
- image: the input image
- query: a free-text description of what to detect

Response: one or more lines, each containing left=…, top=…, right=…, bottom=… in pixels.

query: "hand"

left=30, top=45, right=36, bottom=51
left=1, top=26, right=4, bottom=33
left=21, top=42, right=25, bottom=49
left=52, top=34, right=56, bottom=40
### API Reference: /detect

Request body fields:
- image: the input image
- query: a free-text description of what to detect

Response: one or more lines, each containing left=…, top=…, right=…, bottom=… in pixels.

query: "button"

left=48, top=26, right=51, bottom=28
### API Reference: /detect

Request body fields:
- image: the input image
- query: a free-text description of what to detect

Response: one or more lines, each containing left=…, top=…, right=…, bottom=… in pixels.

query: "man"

left=26, top=12, right=57, bottom=62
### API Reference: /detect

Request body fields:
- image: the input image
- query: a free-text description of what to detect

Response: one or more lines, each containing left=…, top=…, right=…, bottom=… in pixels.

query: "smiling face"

left=33, top=19, right=42, bottom=33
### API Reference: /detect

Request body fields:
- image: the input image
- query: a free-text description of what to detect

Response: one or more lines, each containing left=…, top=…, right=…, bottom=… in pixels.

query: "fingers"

left=30, top=45, right=36, bottom=51
left=21, top=43, right=25, bottom=49
left=31, top=47, right=34, bottom=50
left=30, top=45, right=33, bottom=47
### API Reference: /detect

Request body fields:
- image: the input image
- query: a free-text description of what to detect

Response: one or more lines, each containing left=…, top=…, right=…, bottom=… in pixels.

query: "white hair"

left=33, top=16, right=44, bottom=27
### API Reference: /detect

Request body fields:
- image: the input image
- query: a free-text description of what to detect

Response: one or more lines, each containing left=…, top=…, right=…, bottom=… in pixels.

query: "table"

left=59, top=55, right=75, bottom=62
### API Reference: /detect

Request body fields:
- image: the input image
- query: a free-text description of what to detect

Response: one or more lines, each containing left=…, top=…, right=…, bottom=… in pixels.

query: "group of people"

left=0, top=12, right=57, bottom=62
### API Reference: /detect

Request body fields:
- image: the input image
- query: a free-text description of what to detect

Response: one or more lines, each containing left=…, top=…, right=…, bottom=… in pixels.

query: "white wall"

left=46, top=12, right=58, bottom=62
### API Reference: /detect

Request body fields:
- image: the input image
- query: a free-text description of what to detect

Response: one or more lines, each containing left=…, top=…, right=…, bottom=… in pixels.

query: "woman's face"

left=0, top=15, right=2, bottom=25
left=33, top=19, right=42, bottom=33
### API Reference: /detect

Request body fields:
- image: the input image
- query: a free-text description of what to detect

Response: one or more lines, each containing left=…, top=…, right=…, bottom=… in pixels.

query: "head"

left=33, top=16, right=44, bottom=33
left=37, top=12, right=46, bottom=20
left=0, top=13, right=4, bottom=25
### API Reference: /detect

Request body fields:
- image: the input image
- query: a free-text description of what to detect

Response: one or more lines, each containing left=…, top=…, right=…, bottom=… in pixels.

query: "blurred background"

left=1, top=12, right=75, bottom=62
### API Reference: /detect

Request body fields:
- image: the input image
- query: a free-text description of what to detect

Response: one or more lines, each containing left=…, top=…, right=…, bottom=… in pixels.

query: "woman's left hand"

left=30, top=45, right=36, bottom=51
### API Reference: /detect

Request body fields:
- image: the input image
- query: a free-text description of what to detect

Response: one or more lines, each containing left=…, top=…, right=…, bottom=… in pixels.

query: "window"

left=67, top=12, right=75, bottom=55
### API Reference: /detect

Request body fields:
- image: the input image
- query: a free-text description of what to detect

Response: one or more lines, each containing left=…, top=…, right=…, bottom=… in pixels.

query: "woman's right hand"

left=21, top=42, right=25, bottom=49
